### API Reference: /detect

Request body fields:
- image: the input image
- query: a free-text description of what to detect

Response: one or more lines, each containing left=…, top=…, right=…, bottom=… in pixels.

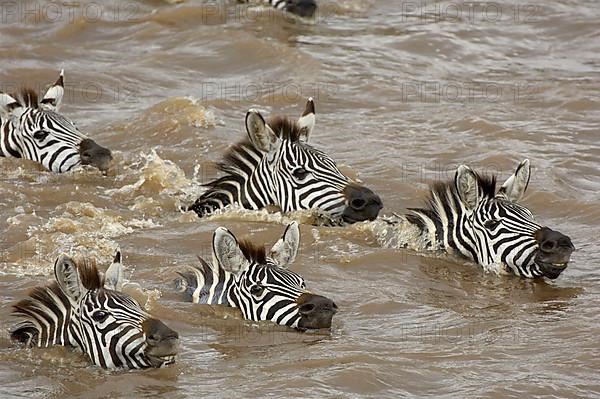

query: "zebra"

left=177, top=221, right=338, bottom=330
left=240, top=0, right=318, bottom=18
left=188, top=98, right=383, bottom=224
left=389, top=159, right=575, bottom=279
left=11, top=251, right=179, bottom=370
left=0, top=70, right=112, bottom=173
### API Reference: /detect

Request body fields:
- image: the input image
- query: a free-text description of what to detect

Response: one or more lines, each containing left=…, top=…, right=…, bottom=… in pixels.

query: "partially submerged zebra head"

left=188, top=98, right=383, bottom=224
left=178, top=222, right=338, bottom=330
left=0, top=70, right=112, bottom=173
left=242, top=0, right=318, bottom=18
left=11, top=252, right=179, bottom=369
left=406, top=160, right=575, bottom=279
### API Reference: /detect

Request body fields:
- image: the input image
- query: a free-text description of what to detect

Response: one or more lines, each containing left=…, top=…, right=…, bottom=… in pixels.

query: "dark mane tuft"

left=77, top=258, right=103, bottom=290
left=429, top=171, right=497, bottom=203
left=408, top=171, right=498, bottom=223
left=219, top=115, right=303, bottom=171
left=473, top=172, right=497, bottom=199
left=266, top=115, right=303, bottom=143
left=237, top=239, right=267, bottom=264
left=15, top=88, right=40, bottom=109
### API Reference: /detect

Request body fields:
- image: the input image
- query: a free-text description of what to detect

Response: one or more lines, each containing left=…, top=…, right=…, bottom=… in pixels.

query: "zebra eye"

left=484, top=219, right=501, bottom=230
left=33, top=130, right=50, bottom=141
left=292, top=167, right=310, bottom=180
left=250, top=284, right=265, bottom=297
left=92, top=310, right=110, bottom=322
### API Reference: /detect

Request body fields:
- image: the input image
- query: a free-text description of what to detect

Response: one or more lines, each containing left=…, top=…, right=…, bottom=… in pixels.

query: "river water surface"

left=1, top=0, right=599, bottom=398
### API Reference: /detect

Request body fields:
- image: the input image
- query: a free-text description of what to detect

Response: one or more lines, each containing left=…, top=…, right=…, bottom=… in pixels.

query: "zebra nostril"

left=299, top=303, right=316, bottom=314
left=351, top=198, right=366, bottom=210
left=541, top=240, right=558, bottom=252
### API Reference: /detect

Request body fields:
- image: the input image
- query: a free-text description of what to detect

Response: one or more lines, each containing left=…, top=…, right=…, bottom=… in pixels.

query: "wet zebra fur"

left=11, top=252, right=179, bottom=369
left=178, top=222, right=337, bottom=330
left=241, top=0, right=317, bottom=17
left=188, top=98, right=382, bottom=224
left=403, top=160, right=575, bottom=279
left=0, top=70, right=112, bottom=172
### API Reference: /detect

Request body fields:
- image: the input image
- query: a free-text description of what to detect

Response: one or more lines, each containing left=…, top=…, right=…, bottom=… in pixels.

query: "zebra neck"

left=11, top=283, right=78, bottom=348
left=0, top=118, right=22, bottom=158
left=184, top=260, right=234, bottom=307
left=405, top=196, right=478, bottom=262
left=190, top=144, right=277, bottom=216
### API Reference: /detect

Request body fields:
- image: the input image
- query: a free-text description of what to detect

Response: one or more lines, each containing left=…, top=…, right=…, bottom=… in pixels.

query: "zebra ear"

left=54, top=254, right=87, bottom=303
left=455, top=165, right=480, bottom=210
left=40, top=69, right=65, bottom=111
left=0, top=92, right=24, bottom=118
left=269, top=221, right=300, bottom=268
left=297, top=98, right=315, bottom=142
left=104, top=250, right=124, bottom=291
left=246, top=109, right=279, bottom=153
left=213, top=227, right=250, bottom=276
left=498, top=159, right=530, bottom=202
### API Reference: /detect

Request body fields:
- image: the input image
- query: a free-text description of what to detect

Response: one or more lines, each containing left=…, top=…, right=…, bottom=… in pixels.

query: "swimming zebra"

left=11, top=251, right=179, bottom=369
left=0, top=70, right=112, bottom=173
left=392, top=160, right=574, bottom=279
left=178, top=222, right=337, bottom=330
left=188, top=98, right=382, bottom=224
left=241, top=0, right=317, bottom=18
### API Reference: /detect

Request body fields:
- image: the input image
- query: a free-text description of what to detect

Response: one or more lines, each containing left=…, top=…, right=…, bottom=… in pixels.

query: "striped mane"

left=11, top=259, right=103, bottom=345
left=12, top=88, right=41, bottom=109
left=192, top=115, right=306, bottom=214
left=406, top=172, right=497, bottom=230
left=213, top=116, right=304, bottom=181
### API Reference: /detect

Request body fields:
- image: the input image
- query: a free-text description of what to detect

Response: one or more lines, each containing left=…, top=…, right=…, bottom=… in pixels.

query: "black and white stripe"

left=404, top=160, right=574, bottom=279
left=178, top=222, right=337, bottom=330
left=189, top=98, right=382, bottom=224
left=0, top=70, right=112, bottom=173
left=11, top=252, right=178, bottom=370
left=242, top=0, right=318, bottom=18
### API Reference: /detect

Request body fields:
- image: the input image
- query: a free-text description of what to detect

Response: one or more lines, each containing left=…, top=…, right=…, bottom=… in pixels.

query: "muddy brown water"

left=1, top=1, right=599, bottom=398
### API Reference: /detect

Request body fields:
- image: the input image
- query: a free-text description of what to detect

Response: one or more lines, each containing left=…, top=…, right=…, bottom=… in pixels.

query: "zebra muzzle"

left=142, top=318, right=179, bottom=367
left=79, top=138, right=113, bottom=172
left=342, top=184, right=383, bottom=223
left=297, top=293, right=338, bottom=330
left=534, top=227, right=575, bottom=279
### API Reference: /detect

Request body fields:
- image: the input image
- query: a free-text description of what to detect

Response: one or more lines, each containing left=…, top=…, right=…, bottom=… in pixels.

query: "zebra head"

left=282, top=0, right=318, bottom=17
left=409, top=160, right=575, bottom=279
left=11, top=251, right=179, bottom=369
left=179, top=222, right=338, bottom=330
left=0, top=70, right=112, bottom=173
left=241, top=0, right=318, bottom=18
left=189, top=98, right=383, bottom=224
